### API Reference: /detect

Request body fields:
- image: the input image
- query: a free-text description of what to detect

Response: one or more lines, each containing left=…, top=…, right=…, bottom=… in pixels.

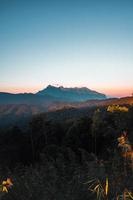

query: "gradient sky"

left=0, top=0, right=133, bottom=97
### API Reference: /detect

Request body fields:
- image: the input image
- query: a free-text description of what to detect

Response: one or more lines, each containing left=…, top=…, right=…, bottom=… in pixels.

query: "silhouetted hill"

left=0, top=92, right=57, bottom=105
left=0, top=104, right=47, bottom=128
left=37, top=85, right=107, bottom=101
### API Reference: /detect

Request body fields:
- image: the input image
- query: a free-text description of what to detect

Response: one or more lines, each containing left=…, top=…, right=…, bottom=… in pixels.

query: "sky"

left=0, top=0, right=133, bottom=97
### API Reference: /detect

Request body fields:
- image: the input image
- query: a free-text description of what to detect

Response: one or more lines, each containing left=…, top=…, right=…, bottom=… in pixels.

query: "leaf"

left=2, top=186, right=8, bottom=193
left=105, top=177, right=109, bottom=196
left=126, top=191, right=133, bottom=200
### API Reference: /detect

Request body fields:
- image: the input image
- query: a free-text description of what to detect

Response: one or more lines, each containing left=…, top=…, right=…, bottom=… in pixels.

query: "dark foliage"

left=0, top=105, right=132, bottom=199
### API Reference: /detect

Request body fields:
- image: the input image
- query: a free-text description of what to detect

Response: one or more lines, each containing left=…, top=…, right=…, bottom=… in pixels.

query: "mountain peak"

left=47, top=84, right=55, bottom=88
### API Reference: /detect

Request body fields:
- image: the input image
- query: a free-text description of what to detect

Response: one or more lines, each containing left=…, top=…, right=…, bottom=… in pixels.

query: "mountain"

left=37, top=85, right=107, bottom=101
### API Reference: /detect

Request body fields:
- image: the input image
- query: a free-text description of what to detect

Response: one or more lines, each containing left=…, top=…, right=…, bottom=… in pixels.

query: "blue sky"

left=0, top=0, right=133, bottom=96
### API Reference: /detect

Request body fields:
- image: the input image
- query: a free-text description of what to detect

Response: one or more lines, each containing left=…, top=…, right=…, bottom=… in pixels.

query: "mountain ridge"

left=0, top=85, right=106, bottom=104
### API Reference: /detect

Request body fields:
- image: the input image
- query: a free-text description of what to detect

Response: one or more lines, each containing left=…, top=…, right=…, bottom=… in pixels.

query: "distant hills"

left=0, top=96, right=133, bottom=128
left=0, top=92, right=56, bottom=105
left=48, top=96, right=133, bottom=111
left=0, top=85, right=106, bottom=105
left=0, top=85, right=133, bottom=128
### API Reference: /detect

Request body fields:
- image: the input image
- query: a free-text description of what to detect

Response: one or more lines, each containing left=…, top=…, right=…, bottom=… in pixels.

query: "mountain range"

left=0, top=85, right=106, bottom=105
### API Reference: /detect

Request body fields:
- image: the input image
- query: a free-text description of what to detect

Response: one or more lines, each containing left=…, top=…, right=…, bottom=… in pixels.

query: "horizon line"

left=0, top=84, right=133, bottom=98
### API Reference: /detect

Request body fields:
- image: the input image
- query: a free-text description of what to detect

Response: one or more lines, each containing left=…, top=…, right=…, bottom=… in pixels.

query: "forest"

left=0, top=104, right=132, bottom=200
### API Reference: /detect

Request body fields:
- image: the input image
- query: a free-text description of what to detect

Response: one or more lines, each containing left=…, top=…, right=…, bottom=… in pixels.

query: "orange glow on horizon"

left=0, top=86, right=41, bottom=94
left=97, top=87, right=133, bottom=98
left=0, top=85, right=132, bottom=98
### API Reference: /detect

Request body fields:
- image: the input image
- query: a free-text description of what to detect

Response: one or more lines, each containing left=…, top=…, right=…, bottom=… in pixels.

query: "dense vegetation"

left=0, top=105, right=133, bottom=199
